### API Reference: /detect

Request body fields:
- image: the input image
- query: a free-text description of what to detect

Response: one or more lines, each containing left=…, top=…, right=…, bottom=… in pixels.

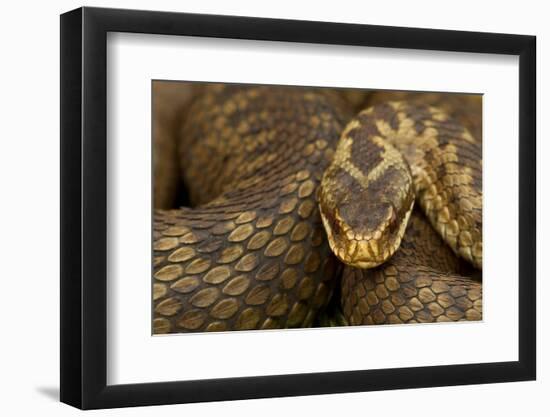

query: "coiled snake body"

left=153, top=85, right=482, bottom=333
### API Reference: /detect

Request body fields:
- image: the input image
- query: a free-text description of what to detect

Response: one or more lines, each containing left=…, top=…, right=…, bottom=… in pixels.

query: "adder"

left=152, top=84, right=482, bottom=333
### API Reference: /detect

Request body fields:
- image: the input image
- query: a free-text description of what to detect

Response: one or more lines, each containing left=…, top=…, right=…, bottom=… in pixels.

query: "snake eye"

left=390, top=207, right=397, bottom=224
left=385, top=205, right=399, bottom=232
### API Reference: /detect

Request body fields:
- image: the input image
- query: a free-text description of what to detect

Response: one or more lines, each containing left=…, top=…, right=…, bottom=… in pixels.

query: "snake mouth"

left=320, top=197, right=414, bottom=269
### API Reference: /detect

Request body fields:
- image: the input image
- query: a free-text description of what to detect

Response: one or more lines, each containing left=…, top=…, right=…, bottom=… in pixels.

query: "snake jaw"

left=319, top=195, right=415, bottom=269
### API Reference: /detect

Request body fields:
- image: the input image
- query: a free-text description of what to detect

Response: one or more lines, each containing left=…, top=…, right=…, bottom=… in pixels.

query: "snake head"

left=318, top=118, right=415, bottom=269
left=320, top=188, right=414, bottom=269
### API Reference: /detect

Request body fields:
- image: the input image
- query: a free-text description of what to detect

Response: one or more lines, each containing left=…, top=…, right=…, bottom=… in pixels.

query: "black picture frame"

left=60, top=6, right=536, bottom=410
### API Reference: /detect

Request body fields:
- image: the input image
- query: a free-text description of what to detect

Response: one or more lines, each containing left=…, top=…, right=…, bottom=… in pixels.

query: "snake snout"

left=348, top=200, right=412, bottom=268
left=319, top=193, right=412, bottom=270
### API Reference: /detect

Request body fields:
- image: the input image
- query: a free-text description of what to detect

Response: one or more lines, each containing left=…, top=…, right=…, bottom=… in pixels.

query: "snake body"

left=341, top=209, right=481, bottom=325
left=153, top=85, right=350, bottom=333
left=153, top=85, right=482, bottom=333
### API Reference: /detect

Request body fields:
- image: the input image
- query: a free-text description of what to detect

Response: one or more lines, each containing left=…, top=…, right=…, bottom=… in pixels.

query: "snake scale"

left=152, top=84, right=482, bottom=333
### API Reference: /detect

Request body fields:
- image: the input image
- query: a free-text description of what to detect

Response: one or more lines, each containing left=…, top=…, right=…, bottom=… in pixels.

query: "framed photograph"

left=60, top=6, right=536, bottom=409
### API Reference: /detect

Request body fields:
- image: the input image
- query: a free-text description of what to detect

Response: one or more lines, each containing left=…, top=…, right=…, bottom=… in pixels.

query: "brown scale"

left=341, top=210, right=482, bottom=325
left=366, top=91, right=482, bottom=144
left=153, top=85, right=353, bottom=333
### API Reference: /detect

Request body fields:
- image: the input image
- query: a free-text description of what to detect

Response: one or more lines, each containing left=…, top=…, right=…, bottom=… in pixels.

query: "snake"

left=152, top=84, right=482, bottom=333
